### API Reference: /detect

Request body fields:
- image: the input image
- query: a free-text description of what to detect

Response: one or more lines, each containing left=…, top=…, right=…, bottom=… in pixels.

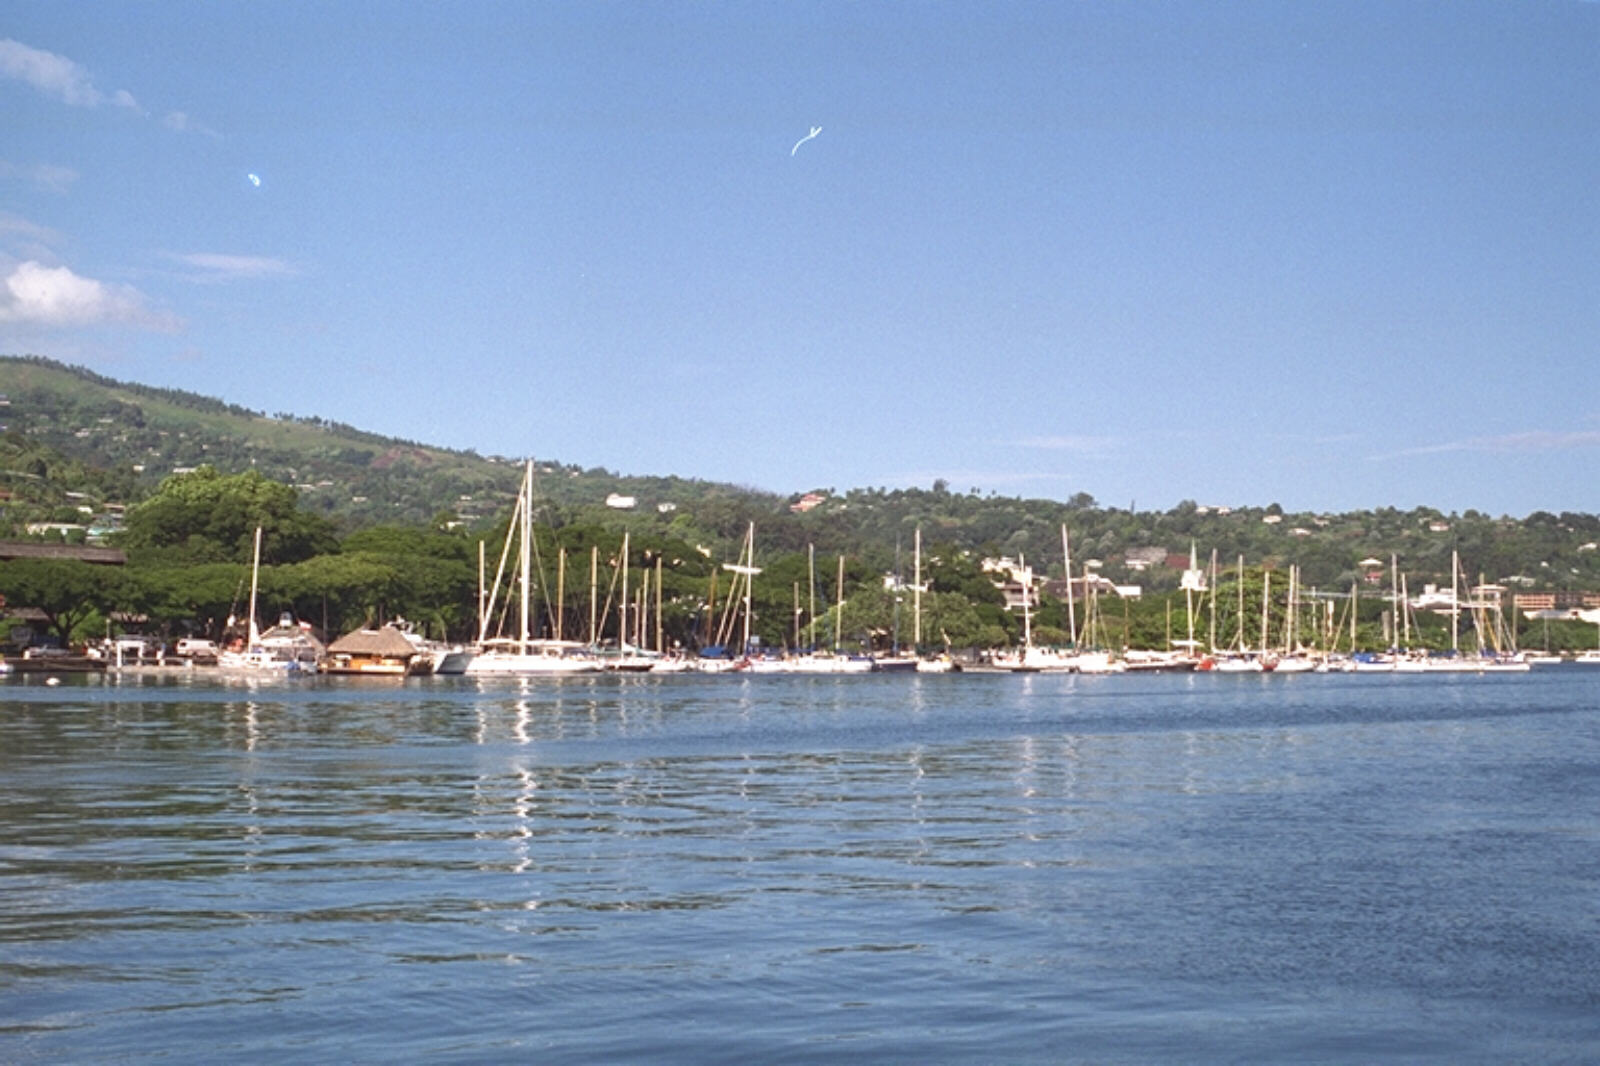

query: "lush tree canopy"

left=118, top=467, right=338, bottom=564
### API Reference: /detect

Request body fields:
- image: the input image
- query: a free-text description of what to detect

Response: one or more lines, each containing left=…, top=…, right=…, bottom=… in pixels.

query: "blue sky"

left=2, top=2, right=1596, bottom=516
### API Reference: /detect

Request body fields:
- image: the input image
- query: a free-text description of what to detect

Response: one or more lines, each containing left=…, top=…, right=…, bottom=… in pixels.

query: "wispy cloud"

left=166, top=252, right=297, bottom=282
left=0, top=159, right=78, bottom=194
left=1266, top=431, right=1361, bottom=446
left=0, top=38, right=139, bottom=111
left=162, top=110, right=220, bottom=139
left=0, top=260, right=178, bottom=330
left=0, top=211, right=65, bottom=264
left=1372, top=430, right=1600, bottom=460
left=0, top=211, right=62, bottom=245
left=1014, top=434, right=1121, bottom=453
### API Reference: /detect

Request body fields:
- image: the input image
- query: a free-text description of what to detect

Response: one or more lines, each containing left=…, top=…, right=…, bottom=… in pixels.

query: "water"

left=2, top=669, right=1597, bottom=1063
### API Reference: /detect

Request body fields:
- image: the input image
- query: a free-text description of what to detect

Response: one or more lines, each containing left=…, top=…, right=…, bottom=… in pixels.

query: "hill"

left=0, top=355, right=772, bottom=529
left=2, top=355, right=1598, bottom=606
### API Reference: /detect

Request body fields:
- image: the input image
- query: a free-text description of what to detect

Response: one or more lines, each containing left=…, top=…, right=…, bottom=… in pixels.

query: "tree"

left=134, top=563, right=251, bottom=639
left=0, top=559, right=133, bottom=645
left=118, top=466, right=338, bottom=564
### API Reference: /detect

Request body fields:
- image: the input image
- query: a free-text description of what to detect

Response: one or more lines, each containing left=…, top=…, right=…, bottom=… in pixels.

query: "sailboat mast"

left=556, top=547, right=566, bottom=642
left=1260, top=568, right=1271, bottom=654
left=518, top=460, right=531, bottom=653
left=1450, top=549, right=1460, bottom=654
left=835, top=554, right=846, bottom=654
left=1062, top=526, right=1077, bottom=646
left=1185, top=541, right=1198, bottom=657
left=1208, top=550, right=1219, bottom=653
left=589, top=546, right=599, bottom=645
left=247, top=525, right=262, bottom=646
left=913, top=527, right=923, bottom=652
left=891, top=538, right=903, bottom=656
left=1020, top=553, right=1033, bottom=654
left=808, top=544, right=817, bottom=651
left=656, top=556, right=664, bottom=654
left=741, top=523, right=754, bottom=655
left=1237, top=555, right=1246, bottom=653
left=620, top=530, right=630, bottom=651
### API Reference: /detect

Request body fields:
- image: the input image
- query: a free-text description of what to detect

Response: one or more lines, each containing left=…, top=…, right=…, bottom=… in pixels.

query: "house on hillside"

left=1123, top=546, right=1166, bottom=572
left=789, top=492, right=827, bottom=513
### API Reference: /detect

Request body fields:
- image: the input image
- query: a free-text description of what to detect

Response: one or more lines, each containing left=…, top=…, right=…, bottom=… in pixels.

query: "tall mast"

left=1260, top=568, right=1271, bottom=654
left=1450, top=549, right=1460, bottom=654
left=619, top=530, right=630, bottom=651
left=913, top=527, right=923, bottom=652
left=477, top=539, right=486, bottom=641
left=588, top=546, right=599, bottom=645
left=835, top=554, right=846, bottom=654
left=808, top=543, right=817, bottom=651
left=247, top=525, right=262, bottom=647
left=1062, top=526, right=1077, bottom=646
left=1183, top=541, right=1199, bottom=657
left=1020, top=553, right=1033, bottom=653
left=891, top=538, right=903, bottom=656
left=637, top=566, right=648, bottom=649
left=655, top=555, right=664, bottom=653
left=518, top=459, right=531, bottom=653
left=1208, top=549, right=1219, bottom=653
left=704, top=569, right=717, bottom=648
left=1400, top=571, right=1410, bottom=649
left=556, top=547, right=566, bottom=642
left=1237, top=555, right=1247, bottom=653
left=741, top=524, right=754, bottom=655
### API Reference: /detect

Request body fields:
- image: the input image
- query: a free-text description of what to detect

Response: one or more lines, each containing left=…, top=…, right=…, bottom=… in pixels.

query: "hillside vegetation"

left=1, top=355, right=1598, bottom=654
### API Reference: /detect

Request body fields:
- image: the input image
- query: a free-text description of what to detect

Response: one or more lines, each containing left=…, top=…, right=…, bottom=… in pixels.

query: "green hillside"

left=2, top=354, right=1598, bottom=616
left=0, top=355, right=769, bottom=529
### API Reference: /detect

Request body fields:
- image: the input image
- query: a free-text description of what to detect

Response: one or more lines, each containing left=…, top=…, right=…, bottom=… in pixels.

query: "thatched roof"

left=326, top=626, right=417, bottom=658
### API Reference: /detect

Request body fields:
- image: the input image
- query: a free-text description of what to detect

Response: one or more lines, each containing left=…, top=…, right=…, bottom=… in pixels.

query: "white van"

left=175, top=638, right=219, bottom=658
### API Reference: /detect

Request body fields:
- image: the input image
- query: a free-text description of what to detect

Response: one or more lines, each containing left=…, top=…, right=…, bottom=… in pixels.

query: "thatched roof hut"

left=326, top=626, right=417, bottom=659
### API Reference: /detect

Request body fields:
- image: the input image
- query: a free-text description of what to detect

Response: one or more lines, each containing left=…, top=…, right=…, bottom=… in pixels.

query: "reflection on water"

left=1, top=671, right=1597, bottom=1062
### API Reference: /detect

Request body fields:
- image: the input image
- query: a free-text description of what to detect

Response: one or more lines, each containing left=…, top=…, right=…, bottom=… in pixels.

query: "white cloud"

left=167, top=252, right=297, bottom=281
left=0, top=37, right=116, bottom=107
left=0, top=212, right=63, bottom=244
left=1373, top=430, right=1600, bottom=459
left=162, top=110, right=220, bottom=138
left=0, top=160, right=78, bottom=194
left=0, top=260, right=178, bottom=330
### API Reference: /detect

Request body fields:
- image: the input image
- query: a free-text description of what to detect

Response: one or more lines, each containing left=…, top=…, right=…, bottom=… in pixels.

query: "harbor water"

left=2, top=669, right=1597, bottom=1063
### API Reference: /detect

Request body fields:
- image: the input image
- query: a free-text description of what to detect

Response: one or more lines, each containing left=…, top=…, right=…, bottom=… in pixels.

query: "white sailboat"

left=218, top=527, right=314, bottom=673
left=465, top=461, right=601, bottom=676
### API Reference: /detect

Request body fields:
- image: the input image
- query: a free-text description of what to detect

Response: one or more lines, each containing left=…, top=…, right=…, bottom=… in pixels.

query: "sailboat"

left=1211, top=556, right=1265, bottom=672
left=872, top=538, right=919, bottom=672
left=465, top=461, right=600, bottom=676
left=911, top=527, right=959, bottom=672
left=218, top=527, right=316, bottom=673
left=1271, top=564, right=1318, bottom=672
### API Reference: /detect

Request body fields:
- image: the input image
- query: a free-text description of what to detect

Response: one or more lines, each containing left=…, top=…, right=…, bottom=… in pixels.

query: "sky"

left=1, top=2, right=1597, bottom=517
